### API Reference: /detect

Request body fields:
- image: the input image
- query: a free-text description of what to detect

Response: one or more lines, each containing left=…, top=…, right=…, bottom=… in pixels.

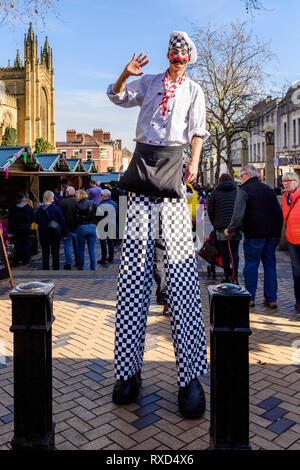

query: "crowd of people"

left=7, top=179, right=124, bottom=271
left=207, top=165, right=300, bottom=312
left=5, top=165, right=300, bottom=312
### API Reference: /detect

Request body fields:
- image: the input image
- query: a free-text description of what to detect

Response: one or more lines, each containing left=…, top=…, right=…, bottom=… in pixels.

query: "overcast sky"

left=0, top=0, right=300, bottom=151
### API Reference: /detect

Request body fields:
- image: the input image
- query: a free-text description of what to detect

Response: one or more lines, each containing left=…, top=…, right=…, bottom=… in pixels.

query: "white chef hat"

left=168, top=31, right=197, bottom=64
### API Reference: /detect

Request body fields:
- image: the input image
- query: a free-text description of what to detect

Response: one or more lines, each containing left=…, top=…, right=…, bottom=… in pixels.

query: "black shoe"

left=97, top=259, right=108, bottom=265
left=64, top=264, right=72, bottom=270
left=178, top=378, right=206, bottom=419
left=77, top=266, right=84, bottom=271
left=112, top=371, right=142, bottom=405
left=108, top=258, right=114, bottom=264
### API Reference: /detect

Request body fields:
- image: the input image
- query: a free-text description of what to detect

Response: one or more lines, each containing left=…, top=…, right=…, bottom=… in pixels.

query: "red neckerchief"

left=159, top=69, right=186, bottom=117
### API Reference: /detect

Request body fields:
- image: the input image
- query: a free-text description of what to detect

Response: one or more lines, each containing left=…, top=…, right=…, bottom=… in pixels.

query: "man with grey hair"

left=225, top=164, right=283, bottom=308
left=96, top=189, right=118, bottom=264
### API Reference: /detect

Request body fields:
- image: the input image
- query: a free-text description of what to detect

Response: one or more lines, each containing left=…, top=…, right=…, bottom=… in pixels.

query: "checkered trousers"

left=114, top=188, right=208, bottom=387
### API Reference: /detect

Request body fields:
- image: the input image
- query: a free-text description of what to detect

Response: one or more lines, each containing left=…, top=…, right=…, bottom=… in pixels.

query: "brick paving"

left=0, top=218, right=300, bottom=450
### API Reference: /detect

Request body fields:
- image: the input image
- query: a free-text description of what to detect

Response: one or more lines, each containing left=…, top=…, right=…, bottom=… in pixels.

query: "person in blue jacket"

left=35, top=190, right=66, bottom=270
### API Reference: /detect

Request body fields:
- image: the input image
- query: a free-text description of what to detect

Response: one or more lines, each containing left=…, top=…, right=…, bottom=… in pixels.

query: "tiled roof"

left=0, top=147, right=25, bottom=169
left=82, top=161, right=96, bottom=172
left=66, top=158, right=81, bottom=171
left=56, top=141, right=99, bottom=147
left=34, top=153, right=61, bottom=171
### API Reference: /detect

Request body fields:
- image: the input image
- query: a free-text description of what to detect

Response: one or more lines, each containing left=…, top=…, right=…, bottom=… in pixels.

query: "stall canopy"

left=66, top=158, right=86, bottom=172
left=0, top=147, right=27, bottom=171
left=91, top=173, right=121, bottom=183
left=81, top=161, right=97, bottom=173
left=25, top=153, right=72, bottom=172
left=0, top=146, right=101, bottom=176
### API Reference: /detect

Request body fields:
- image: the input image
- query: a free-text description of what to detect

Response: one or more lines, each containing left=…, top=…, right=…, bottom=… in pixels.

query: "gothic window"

left=283, top=122, right=287, bottom=147
left=40, top=87, right=49, bottom=141
left=2, top=110, right=13, bottom=128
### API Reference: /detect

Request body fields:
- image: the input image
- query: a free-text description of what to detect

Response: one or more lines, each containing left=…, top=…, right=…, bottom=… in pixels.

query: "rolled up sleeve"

left=188, top=85, right=210, bottom=144
left=106, top=76, right=147, bottom=108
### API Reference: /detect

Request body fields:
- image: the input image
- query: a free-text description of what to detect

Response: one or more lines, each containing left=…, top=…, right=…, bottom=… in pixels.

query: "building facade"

left=122, top=147, right=133, bottom=171
left=228, top=81, right=300, bottom=182
left=56, top=128, right=123, bottom=172
left=0, top=23, right=55, bottom=149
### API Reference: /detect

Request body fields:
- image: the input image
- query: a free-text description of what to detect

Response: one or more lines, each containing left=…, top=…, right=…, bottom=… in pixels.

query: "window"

left=249, top=144, right=252, bottom=162
left=293, top=120, right=296, bottom=145
left=86, top=150, right=92, bottom=160
left=262, top=143, right=265, bottom=161
left=257, top=143, right=260, bottom=161
left=73, top=150, right=79, bottom=157
left=284, top=123, right=287, bottom=147
left=61, top=150, right=66, bottom=157
left=298, top=119, right=300, bottom=145
left=253, top=143, right=256, bottom=161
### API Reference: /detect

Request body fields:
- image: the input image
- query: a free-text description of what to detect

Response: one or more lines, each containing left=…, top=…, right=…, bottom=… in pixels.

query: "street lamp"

left=263, top=123, right=275, bottom=145
left=263, top=123, right=275, bottom=187
left=240, top=131, right=250, bottom=148
left=240, top=131, right=250, bottom=166
left=202, top=157, right=209, bottom=186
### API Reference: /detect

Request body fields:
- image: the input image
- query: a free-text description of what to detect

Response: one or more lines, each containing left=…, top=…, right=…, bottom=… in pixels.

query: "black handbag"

left=44, top=206, right=62, bottom=236
left=198, top=241, right=217, bottom=265
left=118, top=143, right=184, bottom=198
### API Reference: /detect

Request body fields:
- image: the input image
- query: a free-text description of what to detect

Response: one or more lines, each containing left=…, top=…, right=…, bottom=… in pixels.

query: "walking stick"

left=226, top=233, right=237, bottom=285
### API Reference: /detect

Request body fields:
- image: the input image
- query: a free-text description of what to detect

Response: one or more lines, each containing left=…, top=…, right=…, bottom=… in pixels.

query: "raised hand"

left=125, top=53, right=149, bottom=77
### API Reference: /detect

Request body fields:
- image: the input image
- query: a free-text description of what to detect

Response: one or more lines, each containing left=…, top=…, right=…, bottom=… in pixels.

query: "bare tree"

left=190, top=21, right=273, bottom=178
left=0, top=0, right=59, bottom=25
left=241, top=0, right=266, bottom=15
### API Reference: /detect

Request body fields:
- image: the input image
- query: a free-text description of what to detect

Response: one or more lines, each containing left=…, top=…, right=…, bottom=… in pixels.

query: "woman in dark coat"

left=35, top=190, right=66, bottom=270
left=207, top=174, right=242, bottom=282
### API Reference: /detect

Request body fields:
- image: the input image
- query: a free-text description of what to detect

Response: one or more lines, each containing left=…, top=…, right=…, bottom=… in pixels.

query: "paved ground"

left=0, top=218, right=300, bottom=451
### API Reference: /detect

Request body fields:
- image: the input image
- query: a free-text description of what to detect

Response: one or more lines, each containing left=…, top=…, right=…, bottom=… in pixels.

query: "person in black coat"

left=8, top=193, right=34, bottom=267
left=207, top=174, right=242, bottom=282
left=225, top=165, right=283, bottom=307
left=35, top=190, right=66, bottom=270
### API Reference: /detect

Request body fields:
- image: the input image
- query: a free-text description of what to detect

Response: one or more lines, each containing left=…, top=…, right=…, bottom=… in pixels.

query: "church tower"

left=0, top=23, right=56, bottom=149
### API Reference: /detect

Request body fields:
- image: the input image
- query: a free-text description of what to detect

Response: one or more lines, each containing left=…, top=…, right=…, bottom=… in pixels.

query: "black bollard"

left=208, top=283, right=252, bottom=450
left=9, top=281, right=55, bottom=450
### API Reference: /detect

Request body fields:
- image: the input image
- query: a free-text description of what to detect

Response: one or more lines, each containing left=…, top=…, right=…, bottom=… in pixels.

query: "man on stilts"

left=107, top=31, right=209, bottom=418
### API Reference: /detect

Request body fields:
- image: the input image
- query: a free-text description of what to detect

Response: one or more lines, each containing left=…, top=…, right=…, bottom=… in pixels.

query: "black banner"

left=278, top=156, right=300, bottom=166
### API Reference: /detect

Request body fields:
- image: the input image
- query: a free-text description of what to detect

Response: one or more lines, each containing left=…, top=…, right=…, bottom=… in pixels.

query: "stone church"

left=0, top=23, right=55, bottom=149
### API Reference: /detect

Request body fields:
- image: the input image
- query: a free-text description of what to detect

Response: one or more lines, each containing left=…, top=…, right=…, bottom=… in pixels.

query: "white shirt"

left=107, top=73, right=209, bottom=147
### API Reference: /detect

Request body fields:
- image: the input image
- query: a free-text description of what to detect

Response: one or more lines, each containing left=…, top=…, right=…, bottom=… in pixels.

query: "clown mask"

left=168, top=47, right=189, bottom=65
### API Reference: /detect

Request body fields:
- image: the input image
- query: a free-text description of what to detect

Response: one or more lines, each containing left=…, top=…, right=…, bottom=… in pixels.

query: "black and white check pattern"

left=169, top=35, right=191, bottom=55
left=114, top=186, right=208, bottom=387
